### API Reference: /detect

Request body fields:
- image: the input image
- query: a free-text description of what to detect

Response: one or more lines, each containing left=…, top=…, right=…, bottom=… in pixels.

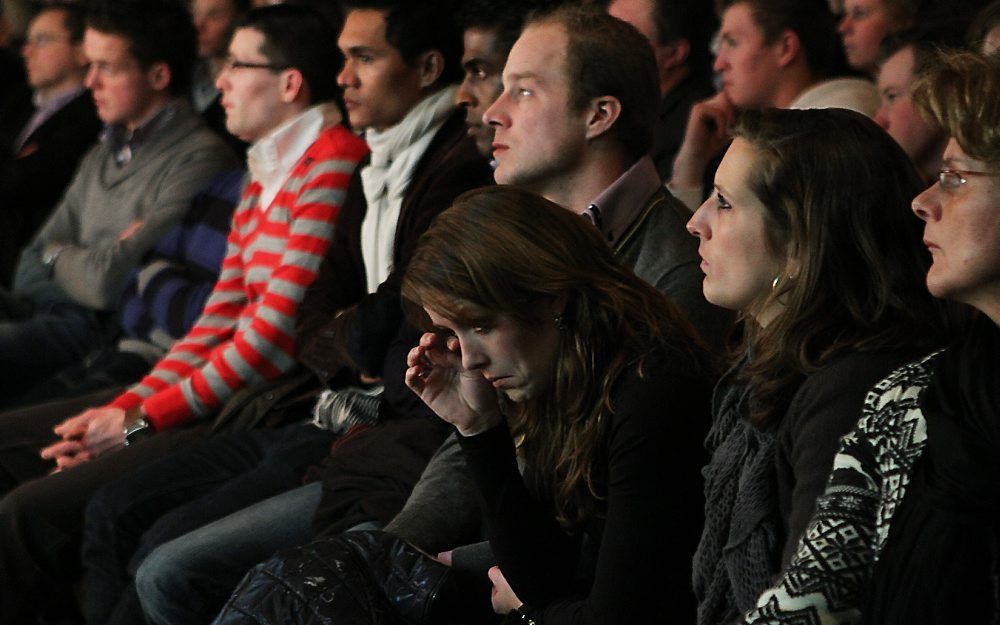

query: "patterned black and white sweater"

left=743, top=350, right=943, bottom=625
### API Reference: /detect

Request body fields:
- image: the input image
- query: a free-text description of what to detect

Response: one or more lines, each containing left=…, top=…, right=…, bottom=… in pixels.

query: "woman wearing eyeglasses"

left=746, top=50, right=998, bottom=625
left=684, top=105, right=956, bottom=625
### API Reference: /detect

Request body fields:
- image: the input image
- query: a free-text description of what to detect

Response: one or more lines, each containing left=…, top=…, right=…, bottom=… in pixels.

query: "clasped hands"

left=39, top=406, right=127, bottom=472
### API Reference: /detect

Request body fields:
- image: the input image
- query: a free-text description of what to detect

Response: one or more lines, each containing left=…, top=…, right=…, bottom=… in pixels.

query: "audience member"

left=838, top=0, right=915, bottom=74
left=687, top=106, right=953, bottom=625
left=874, top=31, right=948, bottom=183
left=454, top=0, right=534, bottom=158
left=4, top=169, right=243, bottom=410
left=668, top=0, right=879, bottom=210
left=0, top=0, right=237, bottom=398
left=191, top=0, right=253, bottom=154
left=0, top=2, right=364, bottom=622
left=73, top=2, right=491, bottom=624
left=0, top=2, right=100, bottom=288
left=607, top=0, right=717, bottom=179
left=747, top=50, right=998, bottom=625
left=969, top=0, right=1000, bottom=53
left=216, top=184, right=715, bottom=625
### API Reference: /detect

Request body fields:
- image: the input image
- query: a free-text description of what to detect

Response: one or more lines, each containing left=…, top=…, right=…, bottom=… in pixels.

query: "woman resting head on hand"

left=402, top=185, right=716, bottom=623
left=685, top=106, right=954, bottom=625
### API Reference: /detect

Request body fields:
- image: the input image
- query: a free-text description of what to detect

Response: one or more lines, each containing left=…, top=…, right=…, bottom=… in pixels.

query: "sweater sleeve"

left=745, top=354, right=936, bottom=625
left=458, top=359, right=711, bottom=625
left=110, top=136, right=365, bottom=429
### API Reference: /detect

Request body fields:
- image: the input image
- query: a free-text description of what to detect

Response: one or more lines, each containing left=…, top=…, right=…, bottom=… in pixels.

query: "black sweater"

left=458, top=347, right=714, bottom=625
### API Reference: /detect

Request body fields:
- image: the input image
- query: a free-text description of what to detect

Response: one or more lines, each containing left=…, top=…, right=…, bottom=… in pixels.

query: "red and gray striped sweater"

left=109, top=124, right=368, bottom=431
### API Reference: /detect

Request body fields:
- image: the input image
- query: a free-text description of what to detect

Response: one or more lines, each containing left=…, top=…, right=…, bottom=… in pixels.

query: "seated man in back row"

left=0, top=0, right=238, bottom=400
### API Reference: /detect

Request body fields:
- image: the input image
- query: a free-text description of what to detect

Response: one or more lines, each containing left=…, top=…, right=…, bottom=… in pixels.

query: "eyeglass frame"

left=937, top=168, right=997, bottom=189
left=221, top=57, right=291, bottom=73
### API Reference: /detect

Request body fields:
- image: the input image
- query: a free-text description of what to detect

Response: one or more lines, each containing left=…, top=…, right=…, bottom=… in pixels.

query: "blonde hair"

left=912, top=50, right=1000, bottom=168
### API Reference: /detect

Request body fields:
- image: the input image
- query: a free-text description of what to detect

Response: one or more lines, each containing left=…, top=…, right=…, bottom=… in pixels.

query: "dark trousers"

left=0, top=299, right=113, bottom=405
left=81, top=424, right=337, bottom=625
left=0, top=389, right=207, bottom=625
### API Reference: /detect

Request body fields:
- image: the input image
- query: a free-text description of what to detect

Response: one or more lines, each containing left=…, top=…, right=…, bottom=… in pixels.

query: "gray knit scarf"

left=692, top=359, right=782, bottom=625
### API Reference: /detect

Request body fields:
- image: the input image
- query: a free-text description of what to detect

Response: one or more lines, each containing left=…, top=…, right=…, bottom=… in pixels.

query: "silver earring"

left=771, top=275, right=781, bottom=290
left=554, top=314, right=568, bottom=330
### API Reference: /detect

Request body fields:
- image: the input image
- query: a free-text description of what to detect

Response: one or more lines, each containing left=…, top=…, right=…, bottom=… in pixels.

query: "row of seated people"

left=0, top=0, right=996, bottom=624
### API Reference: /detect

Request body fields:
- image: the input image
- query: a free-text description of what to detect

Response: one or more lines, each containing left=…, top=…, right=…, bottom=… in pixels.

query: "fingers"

left=53, top=450, right=92, bottom=472
left=53, top=410, right=89, bottom=437
left=40, top=438, right=84, bottom=460
left=487, top=566, right=502, bottom=584
left=435, top=550, right=453, bottom=566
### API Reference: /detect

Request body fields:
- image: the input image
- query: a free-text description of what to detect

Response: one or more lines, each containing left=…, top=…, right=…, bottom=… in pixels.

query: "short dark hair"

left=877, top=29, right=949, bottom=78
left=653, top=0, right=718, bottom=76
left=37, top=2, right=86, bottom=43
left=235, top=4, right=343, bottom=104
left=455, top=0, right=540, bottom=58
left=529, top=5, right=659, bottom=162
left=341, top=0, right=463, bottom=87
left=87, top=0, right=196, bottom=96
left=715, top=0, right=840, bottom=77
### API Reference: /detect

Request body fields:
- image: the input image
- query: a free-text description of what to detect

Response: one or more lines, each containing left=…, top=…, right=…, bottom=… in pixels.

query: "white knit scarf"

left=360, top=86, right=457, bottom=293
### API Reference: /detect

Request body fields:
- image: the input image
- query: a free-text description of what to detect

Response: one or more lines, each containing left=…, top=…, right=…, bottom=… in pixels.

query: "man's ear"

left=584, top=95, right=622, bottom=141
left=280, top=68, right=306, bottom=104
left=654, top=38, right=690, bottom=72
left=774, top=29, right=801, bottom=69
left=147, top=61, right=172, bottom=92
left=417, top=49, right=445, bottom=89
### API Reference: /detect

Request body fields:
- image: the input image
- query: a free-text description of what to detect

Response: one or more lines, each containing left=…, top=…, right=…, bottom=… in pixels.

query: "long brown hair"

left=401, top=186, right=707, bottom=529
left=732, top=108, right=955, bottom=426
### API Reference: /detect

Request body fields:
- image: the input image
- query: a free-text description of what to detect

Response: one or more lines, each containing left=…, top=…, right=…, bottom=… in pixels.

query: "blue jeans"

left=81, top=424, right=335, bottom=625
left=136, top=482, right=324, bottom=625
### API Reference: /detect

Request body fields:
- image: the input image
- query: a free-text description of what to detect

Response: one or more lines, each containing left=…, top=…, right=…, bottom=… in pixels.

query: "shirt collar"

left=246, top=104, right=327, bottom=203
left=585, top=155, right=662, bottom=246
left=99, top=100, right=180, bottom=167
left=33, top=85, right=85, bottom=111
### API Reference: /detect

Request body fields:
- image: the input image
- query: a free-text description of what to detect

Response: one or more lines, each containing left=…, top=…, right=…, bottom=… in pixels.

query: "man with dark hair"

left=0, top=0, right=237, bottom=399
left=608, top=0, right=716, bottom=179
left=60, top=2, right=491, bottom=624
left=667, top=0, right=880, bottom=210
left=453, top=0, right=534, bottom=157
left=0, top=2, right=101, bottom=287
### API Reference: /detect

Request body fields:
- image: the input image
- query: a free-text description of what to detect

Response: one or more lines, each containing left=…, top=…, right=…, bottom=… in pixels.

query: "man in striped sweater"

left=0, top=6, right=368, bottom=623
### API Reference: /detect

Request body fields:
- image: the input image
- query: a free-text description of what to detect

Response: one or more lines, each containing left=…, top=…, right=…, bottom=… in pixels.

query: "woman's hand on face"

left=405, top=330, right=502, bottom=436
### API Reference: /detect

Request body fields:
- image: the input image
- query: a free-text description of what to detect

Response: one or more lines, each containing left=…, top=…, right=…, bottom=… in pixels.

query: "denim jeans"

left=81, top=424, right=335, bottom=625
left=0, top=300, right=111, bottom=406
left=137, top=482, right=323, bottom=625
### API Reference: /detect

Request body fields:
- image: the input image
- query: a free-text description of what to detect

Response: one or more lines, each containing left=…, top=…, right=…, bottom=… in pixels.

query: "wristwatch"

left=502, top=605, right=537, bottom=625
left=122, top=407, right=154, bottom=447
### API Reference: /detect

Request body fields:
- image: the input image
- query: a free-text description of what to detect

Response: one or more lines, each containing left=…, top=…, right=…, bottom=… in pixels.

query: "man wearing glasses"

left=0, top=2, right=100, bottom=288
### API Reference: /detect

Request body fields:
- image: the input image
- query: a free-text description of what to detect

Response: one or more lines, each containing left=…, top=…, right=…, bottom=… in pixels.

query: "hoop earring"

left=554, top=314, right=568, bottom=331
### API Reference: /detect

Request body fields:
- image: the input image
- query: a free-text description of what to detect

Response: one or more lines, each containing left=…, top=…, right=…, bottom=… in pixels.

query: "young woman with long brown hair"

left=402, top=184, right=716, bottom=624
